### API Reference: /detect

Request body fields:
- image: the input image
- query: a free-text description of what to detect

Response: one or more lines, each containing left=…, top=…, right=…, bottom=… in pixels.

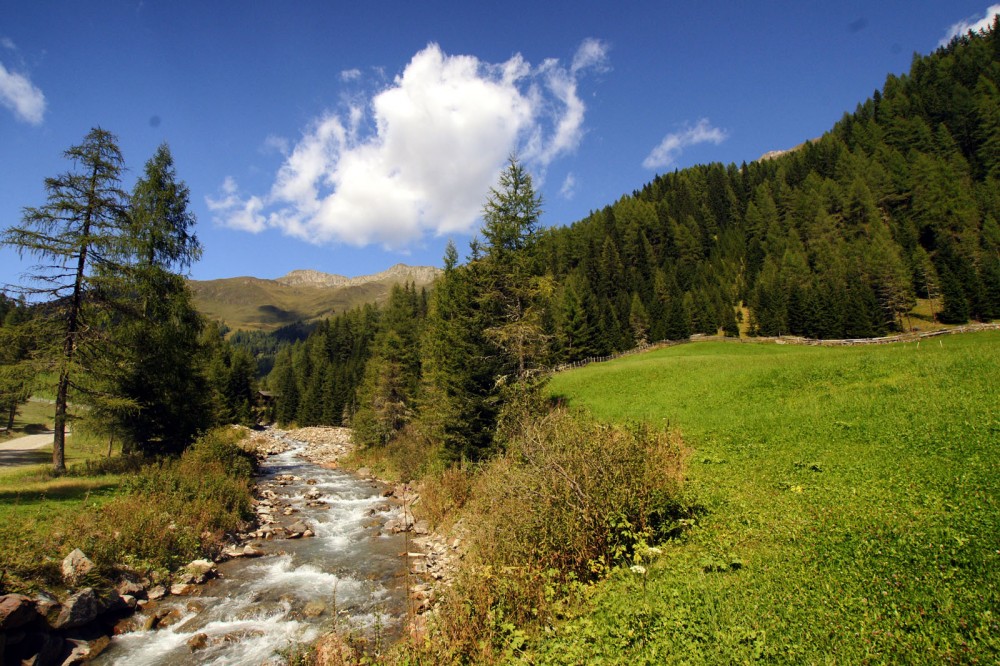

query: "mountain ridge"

left=189, top=263, right=440, bottom=332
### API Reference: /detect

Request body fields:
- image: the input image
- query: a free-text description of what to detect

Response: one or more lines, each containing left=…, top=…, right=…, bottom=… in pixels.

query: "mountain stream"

left=94, top=440, right=410, bottom=665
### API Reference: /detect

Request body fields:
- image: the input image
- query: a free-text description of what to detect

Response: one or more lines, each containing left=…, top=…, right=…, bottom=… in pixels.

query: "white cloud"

left=0, top=61, right=45, bottom=125
left=340, top=68, right=361, bottom=82
left=642, top=118, right=727, bottom=170
left=940, top=4, right=1000, bottom=45
left=205, top=177, right=267, bottom=233
left=262, top=134, right=290, bottom=155
left=571, top=38, right=610, bottom=75
left=1, top=37, right=15, bottom=51
left=559, top=173, right=577, bottom=199
left=210, top=40, right=607, bottom=248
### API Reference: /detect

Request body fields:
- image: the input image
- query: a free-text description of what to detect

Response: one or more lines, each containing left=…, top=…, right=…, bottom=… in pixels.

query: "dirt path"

left=0, top=431, right=55, bottom=467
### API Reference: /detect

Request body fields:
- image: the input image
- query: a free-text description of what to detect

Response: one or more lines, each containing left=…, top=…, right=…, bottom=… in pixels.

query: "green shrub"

left=473, top=408, right=688, bottom=581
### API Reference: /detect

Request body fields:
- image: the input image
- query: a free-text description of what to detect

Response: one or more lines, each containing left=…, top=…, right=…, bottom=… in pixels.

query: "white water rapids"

left=94, top=442, right=410, bottom=665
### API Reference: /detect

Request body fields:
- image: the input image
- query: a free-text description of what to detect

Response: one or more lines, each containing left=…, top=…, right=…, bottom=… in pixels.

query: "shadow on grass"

left=0, top=477, right=119, bottom=505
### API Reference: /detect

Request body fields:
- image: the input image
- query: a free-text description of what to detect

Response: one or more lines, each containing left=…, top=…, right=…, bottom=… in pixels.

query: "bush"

left=473, top=408, right=687, bottom=580
left=400, top=407, right=690, bottom=663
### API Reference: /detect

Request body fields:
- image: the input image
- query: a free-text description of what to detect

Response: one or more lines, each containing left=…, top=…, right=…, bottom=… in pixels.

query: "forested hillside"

left=269, top=24, right=1000, bottom=457
left=538, top=18, right=1000, bottom=347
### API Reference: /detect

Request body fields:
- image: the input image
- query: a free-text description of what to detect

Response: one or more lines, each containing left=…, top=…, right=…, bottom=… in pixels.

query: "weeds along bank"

left=0, top=427, right=256, bottom=596
left=337, top=403, right=694, bottom=665
left=528, top=332, right=1000, bottom=663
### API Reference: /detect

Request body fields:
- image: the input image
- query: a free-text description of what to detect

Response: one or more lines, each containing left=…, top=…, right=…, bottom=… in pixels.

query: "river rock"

left=33, top=592, right=61, bottom=627
left=64, top=635, right=111, bottom=664
left=187, top=632, right=209, bottom=651
left=0, top=594, right=38, bottom=631
left=242, top=544, right=266, bottom=557
left=302, top=600, right=326, bottom=618
left=170, top=583, right=198, bottom=596
left=384, top=514, right=415, bottom=533
left=147, top=586, right=167, bottom=601
left=61, top=549, right=95, bottom=585
left=184, top=559, right=218, bottom=584
left=287, top=520, right=310, bottom=537
left=116, top=578, right=146, bottom=598
left=52, top=588, right=102, bottom=630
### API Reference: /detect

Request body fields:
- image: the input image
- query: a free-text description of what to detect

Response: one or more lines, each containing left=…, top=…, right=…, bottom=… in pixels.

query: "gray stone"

left=60, top=549, right=95, bottom=585
left=52, top=588, right=100, bottom=630
left=184, top=559, right=217, bottom=584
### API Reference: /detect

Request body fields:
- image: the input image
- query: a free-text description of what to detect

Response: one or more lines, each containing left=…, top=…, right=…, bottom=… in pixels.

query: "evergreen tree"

left=89, top=144, right=209, bottom=453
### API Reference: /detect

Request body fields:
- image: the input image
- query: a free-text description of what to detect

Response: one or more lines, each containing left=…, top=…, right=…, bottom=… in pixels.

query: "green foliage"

left=267, top=303, right=381, bottom=427
left=86, top=143, right=212, bottom=454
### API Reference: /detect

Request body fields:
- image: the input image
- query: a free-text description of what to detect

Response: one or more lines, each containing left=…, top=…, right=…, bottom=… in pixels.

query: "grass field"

left=535, top=332, right=1000, bottom=664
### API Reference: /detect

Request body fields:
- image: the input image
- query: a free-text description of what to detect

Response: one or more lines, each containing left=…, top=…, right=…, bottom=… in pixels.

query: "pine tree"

left=89, top=144, right=209, bottom=453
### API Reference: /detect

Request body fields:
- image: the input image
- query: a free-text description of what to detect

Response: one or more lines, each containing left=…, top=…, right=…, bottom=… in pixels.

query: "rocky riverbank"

left=0, top=426, right=465, bottom=664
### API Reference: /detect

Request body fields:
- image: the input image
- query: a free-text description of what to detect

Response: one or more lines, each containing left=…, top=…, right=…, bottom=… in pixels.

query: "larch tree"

left=1, top=128, right=131, bottom=471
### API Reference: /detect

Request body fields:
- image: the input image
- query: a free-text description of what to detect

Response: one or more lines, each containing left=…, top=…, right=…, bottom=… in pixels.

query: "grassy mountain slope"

left=538, top=332, right=1000, bottom=663
left=189, top=264, right=440, bottom=331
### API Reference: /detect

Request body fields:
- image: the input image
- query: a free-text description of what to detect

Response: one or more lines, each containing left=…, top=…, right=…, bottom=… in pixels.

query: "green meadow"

left=537, top=332, right=1000, bottom=664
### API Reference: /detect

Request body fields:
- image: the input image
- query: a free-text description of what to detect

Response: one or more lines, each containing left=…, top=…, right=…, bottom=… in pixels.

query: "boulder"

left=384, top=513, right=415, bottom=533
left=52, top=588, right=100, bottom=630
left=0, top=594, right=38, bottom=631
left=61, top=549, right=95, bottom=585
left=33, top=592, right=61, bottom=628
left=287, top=520, right=309, bottom=537
left=115, top=579, right=146, bottom=598
left=170, top=583, right=198, bottom=596
left=147, top=586, right=167, bottom=601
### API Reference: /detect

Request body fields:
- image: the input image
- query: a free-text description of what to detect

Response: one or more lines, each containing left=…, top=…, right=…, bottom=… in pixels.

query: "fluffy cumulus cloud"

left=0, top=59, right=45, bottom=125
left=642, top=118, right=727, bottom=170
left=209, top=40, right=608, bottom=248
left=940, top=4, right=1000, bottom=45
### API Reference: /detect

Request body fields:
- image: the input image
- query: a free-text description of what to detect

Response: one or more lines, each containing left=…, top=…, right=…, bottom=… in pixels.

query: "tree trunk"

left=53, top=371, right=69, bottom=472
left=5, top=401, right=15, bottom=432
left=51, top=162, right=98, bottom=473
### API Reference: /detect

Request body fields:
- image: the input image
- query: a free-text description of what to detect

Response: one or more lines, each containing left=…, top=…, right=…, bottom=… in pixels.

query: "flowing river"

left=94, top=441, right=410, bottom=665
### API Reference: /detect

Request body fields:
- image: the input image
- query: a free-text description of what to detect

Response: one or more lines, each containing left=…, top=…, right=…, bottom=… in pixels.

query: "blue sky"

left=2, top=1, right=999, bottom=288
